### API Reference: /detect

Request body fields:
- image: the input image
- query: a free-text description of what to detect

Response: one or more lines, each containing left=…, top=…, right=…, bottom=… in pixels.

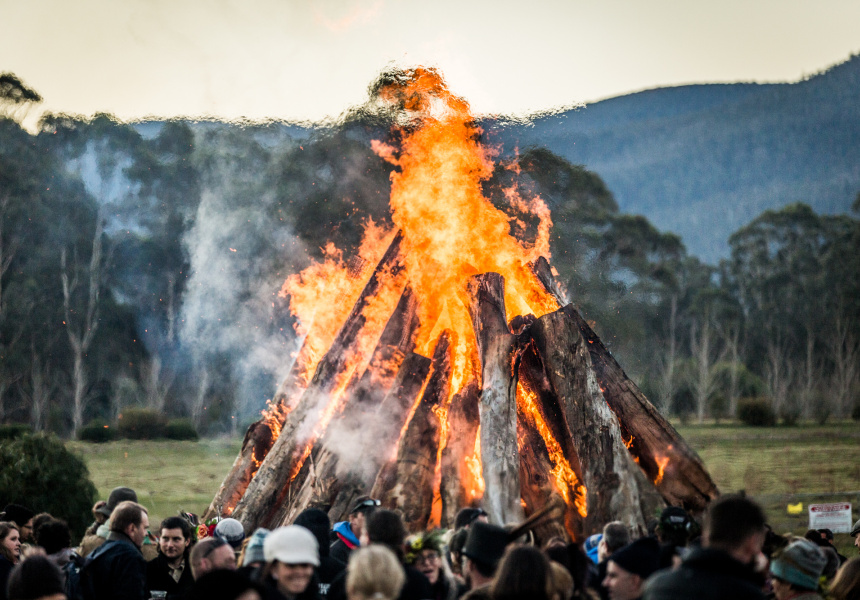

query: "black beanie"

left=7, top=555, right=65, bottom=599
left=294, top=508, right=331, bottom=558
left=2, top=504, right=34, bottom=528
left=609, top=537, right=661, bottom=579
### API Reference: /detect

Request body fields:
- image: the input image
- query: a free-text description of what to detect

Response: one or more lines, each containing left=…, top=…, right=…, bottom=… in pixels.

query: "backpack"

left=65, top=541, right=116, bottom=600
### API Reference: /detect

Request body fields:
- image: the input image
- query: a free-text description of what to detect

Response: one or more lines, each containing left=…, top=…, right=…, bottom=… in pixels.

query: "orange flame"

left=464, top=426, right=485, bottom=501
left=517, top=383, right=587, bottom=517
left=653, top=445, right=673, bottom=486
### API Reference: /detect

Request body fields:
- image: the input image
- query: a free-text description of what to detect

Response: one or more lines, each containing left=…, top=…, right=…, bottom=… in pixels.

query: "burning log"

left=371, top=331, right=452, bottom=531
left=565, top=308, right=719, bottom=511
left=467, top=273, right=524, bottom=525
left=439, top=379, right=480, bottom=528
left=230, top=232, right=406, bottom=530
left=530, top=305, right=648, bottom=534
left=267, top=286, right=423, bottom=525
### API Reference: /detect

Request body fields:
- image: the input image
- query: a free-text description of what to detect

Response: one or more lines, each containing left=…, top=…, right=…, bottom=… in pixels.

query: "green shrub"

left=0, top=424, right=32, bottom=441
left=116, top=407, right=167, bottom=439
left=737, top=397, right=776, bottom=427
left=165, top=419, right=199, bottom=441
left=78, top=419, right=116, bottom=443
left=0, top=433, right=97, bottom=539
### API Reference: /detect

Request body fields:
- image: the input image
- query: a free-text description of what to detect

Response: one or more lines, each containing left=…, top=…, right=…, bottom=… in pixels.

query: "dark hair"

left=705, top=495, right=766, bottom=551
left=31, top=512, right=54, bottom=534
left=545, top=542, right=590, bottom=595
left=1, top=504, right=34, bottom=529
left=367, top=509, right=406, bottom=559
left=109, top=501, right=147, bottom=534
left=187, top=569, right=266, bottom=600
left=160, top=516, right=193, bottom=541
left=294, top=508, right=332, bottom=559
left=455, top=508, right=488, bottom=529
left=6, top=555, right=65, bottom=599
left=602, top=522, right=630, bottom=554
left=35, top=518, right=71, bottom=555
left=490, top=545, right=551, bottom=600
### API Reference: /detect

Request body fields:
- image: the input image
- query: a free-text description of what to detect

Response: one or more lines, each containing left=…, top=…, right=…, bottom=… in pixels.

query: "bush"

left=165, top=419, right=199, bottom=441
left=78, top=419, right=115, bottom=443
left=737, top=397, right=776, bottom=427
left=116, top=407, right=167, bottom=439
left=0, top=424, right=32, bottom=441
left=0, top=433, right=97, bottom=539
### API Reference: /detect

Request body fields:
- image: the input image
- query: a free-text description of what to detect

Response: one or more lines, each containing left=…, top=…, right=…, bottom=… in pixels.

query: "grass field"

left=68, top=421, right=860, bottom=555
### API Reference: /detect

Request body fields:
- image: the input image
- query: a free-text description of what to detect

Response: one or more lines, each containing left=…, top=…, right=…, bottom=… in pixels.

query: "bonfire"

left=205, top=68, right=718, bottom=541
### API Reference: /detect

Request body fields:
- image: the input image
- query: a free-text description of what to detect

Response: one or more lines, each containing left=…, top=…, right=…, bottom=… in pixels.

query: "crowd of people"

left=2, top=488, right=860, bottom=600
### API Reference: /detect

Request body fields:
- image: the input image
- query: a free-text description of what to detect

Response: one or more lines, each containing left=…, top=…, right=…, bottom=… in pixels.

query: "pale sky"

left=3, top=0, right=860, bottom=128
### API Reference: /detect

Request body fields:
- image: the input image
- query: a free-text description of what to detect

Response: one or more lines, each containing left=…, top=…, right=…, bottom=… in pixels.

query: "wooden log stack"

left=208, top=242, right=718, bottom=540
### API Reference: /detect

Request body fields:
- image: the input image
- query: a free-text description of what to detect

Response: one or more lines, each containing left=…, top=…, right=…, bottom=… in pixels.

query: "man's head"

left=364, top=509, right=406, bottom=554
left=34, top=518, right=72, bottom=555
left=454, top=507, right=488, bottom=530
left=190, top=537, right=237, bottom=580
left=704, top=495, right=767, bottom=565
left=159, top=516, right=193, bottom=562
left=348, top=496, right=380, bottom=540
left=2, top=504, right=34, bottom=542
left=657, top=507, right=692, bottom=547
left=96, top=487, right=138, bottom=520
left=603, top=537, right=659, bottom=600
left=462, top=521, right=509, bottom=588
left=109, top=501, right=149, bottom=549
left=599, top=521, right=630, bottom=561
left=851, top=518, right=860, bottom=552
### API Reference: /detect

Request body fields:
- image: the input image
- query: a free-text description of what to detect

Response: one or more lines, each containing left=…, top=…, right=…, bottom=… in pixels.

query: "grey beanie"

left=242, top=528, right=270, bottom=566
left=214, top=518, right=245, bottom=549
left=770, top=538, right=826, bottom=591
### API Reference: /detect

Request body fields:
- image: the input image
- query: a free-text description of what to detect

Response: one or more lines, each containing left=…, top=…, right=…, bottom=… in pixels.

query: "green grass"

left=677, top=421, right=860, bottom=557
left=67, top=422, right=860, bottom=555
left=67, top=438, right=241, bottom=526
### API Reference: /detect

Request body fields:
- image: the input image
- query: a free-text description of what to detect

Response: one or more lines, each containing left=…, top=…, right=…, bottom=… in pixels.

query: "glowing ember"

left=464, top=427, right=485, bottom=501
left=654, top=445, right=672, bottom=485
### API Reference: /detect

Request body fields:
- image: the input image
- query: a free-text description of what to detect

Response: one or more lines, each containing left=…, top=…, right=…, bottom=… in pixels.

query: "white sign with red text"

left=808, top=503, right=853, bottom=533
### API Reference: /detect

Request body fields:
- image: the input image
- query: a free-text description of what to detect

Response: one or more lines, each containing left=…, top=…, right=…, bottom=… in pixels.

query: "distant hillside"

left=490, top=54, right=860, bottom=263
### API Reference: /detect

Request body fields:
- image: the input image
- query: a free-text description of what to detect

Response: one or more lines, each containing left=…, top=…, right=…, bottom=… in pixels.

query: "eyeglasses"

left=415, top=551, right=440, bottom=564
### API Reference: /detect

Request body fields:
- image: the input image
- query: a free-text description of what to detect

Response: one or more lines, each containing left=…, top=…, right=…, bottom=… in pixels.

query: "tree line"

left=1, top=72, right=858, bottom=438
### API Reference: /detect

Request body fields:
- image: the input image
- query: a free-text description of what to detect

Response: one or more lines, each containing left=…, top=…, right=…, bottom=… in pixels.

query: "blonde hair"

left=830, top=557, right=860, bottom=600
left=346, top=545, right=406, bottom=600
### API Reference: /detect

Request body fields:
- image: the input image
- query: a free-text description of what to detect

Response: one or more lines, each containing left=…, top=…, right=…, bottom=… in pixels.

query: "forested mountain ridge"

left=494, top=53, right=860, bottom=262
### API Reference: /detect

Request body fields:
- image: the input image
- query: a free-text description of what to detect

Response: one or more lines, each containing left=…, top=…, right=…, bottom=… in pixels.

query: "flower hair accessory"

left=405, top=529, right=446, bottom=565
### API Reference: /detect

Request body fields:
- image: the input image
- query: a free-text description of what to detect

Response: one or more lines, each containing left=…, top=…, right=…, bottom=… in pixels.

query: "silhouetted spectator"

left=490, top=545, right=552, bottom=600
left=643, top=495, right=768, bottom=600
left=454, top=509, right=488, bottom=531
left=6, top=555, right=65, bottom=600
left=363, top=510, right=430, bottom=600
left=33, top=519, right=72, bottom=568
left=461, top=522, right=509, bottom=600
left=295, top=509, right=345, bottom=598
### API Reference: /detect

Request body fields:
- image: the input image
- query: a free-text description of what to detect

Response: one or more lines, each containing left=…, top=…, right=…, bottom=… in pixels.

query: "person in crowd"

left=33, top=519, right=72, bottom=569
left=187, top=569, right=265, bottom=600
left=802, top=529, right=840, bottom=580
left=643, top=494, right=768, bottom=600
left=359, top=510, right=431, bottom=600
left=190, top=537, right=237, bottom=580
left=216, top=518, right=247, bottom=557
left=446, top=528, right=468, bottom=584
left=238, top=528, right=270, bottom=583
left=80, top=487, right=155, bottom=559
left=1, top=507, right=34, bottom=546
left=294, top=508, right=345, bottom=598
left=655, top=507, right=695, bottom=570
left=460, top=521, right=509, bottom=600
left=584, top=534, right=602, bottom=565
left=601, top=537, right=659, bottom=600
left=829, top=556, right=860, bottom=600
left=29, top=515, right=54, bottom=541
left=84, top=502, right=109, bottom=537
left=590, top=522, right=629, bottom=600
left=1, top=522, right=22, bottom=600
left=80, top=500, right=150, bottom=600
left=454, top=509, right=488, bottom=531
left=769, top=538, right=826, bottom=600
left=489, top=545, right=552, bottom=600
left=404, top=529, right=459, bottom=600
left=261, top=525, right=321, bottom=600
left=146, top=516, right=195, bottom=600
left=330, top=497, right=380, bottom=564
left=545, top=540, right=597, bottom=600
left=5, top=554, right=66, bottom=600
left=344, top=545, right=405, bottom=600
left=548, top=560, right=574, bottom=600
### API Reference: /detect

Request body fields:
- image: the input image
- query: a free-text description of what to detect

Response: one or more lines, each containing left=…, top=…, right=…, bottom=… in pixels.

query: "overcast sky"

left=3, top=0, right=859, bottom=128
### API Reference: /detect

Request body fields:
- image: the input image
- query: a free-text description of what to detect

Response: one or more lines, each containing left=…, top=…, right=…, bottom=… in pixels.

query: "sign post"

left=808, top=503, right=853, bottom=533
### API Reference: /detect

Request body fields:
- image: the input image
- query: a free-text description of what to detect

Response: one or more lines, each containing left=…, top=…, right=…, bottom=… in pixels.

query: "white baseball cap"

left=263, top=525, right=319, bottom=567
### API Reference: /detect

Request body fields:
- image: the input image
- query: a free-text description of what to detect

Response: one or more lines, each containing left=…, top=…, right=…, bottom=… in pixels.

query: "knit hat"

left=214, top=518, right=246, bottom=549
left=242, top=528, right=270, bottom=566
left=584, top=533, right=602, bottom=565
left=96, top=487, right=138, bottom=518
left=609, top=537, right=660, bottom=579
left=294, top=508, right=331, bottom=559
left=6, top=555, right=65, bottom=599
left=1, top=504, right=34, bottom=528
left=770, top=538, right=826, bottom=591
left=264, top=525, right=319, bottom=566
left=851, top=518, right=860, bottom=537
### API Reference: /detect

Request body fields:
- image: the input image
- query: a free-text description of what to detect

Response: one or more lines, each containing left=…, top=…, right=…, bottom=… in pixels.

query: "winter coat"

left=146, top=552, right=195, bottom=600
left=642, top=547, right=766, bottom=600
left=81, top=531, right=147, bottom=600
left=329, top=522, right=359, bottom=565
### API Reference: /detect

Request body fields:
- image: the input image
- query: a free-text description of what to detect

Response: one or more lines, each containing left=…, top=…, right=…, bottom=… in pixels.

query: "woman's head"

left=263, top=525, right=319, bottom=597
left=490, top=545, right=551, bottom=600
left=347, top=545, right=406, bottom=600
left=405, top=530, right=447, bottom=585
left=0, top=521, right=22, bottom=563
left=829, top=557, right=860, bottom=600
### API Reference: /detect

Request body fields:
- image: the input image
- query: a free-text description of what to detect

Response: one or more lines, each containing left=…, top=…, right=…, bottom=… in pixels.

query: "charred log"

left=467, top=273, right=524, bottom=525
left=439, top=379, right=480, bottom=528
